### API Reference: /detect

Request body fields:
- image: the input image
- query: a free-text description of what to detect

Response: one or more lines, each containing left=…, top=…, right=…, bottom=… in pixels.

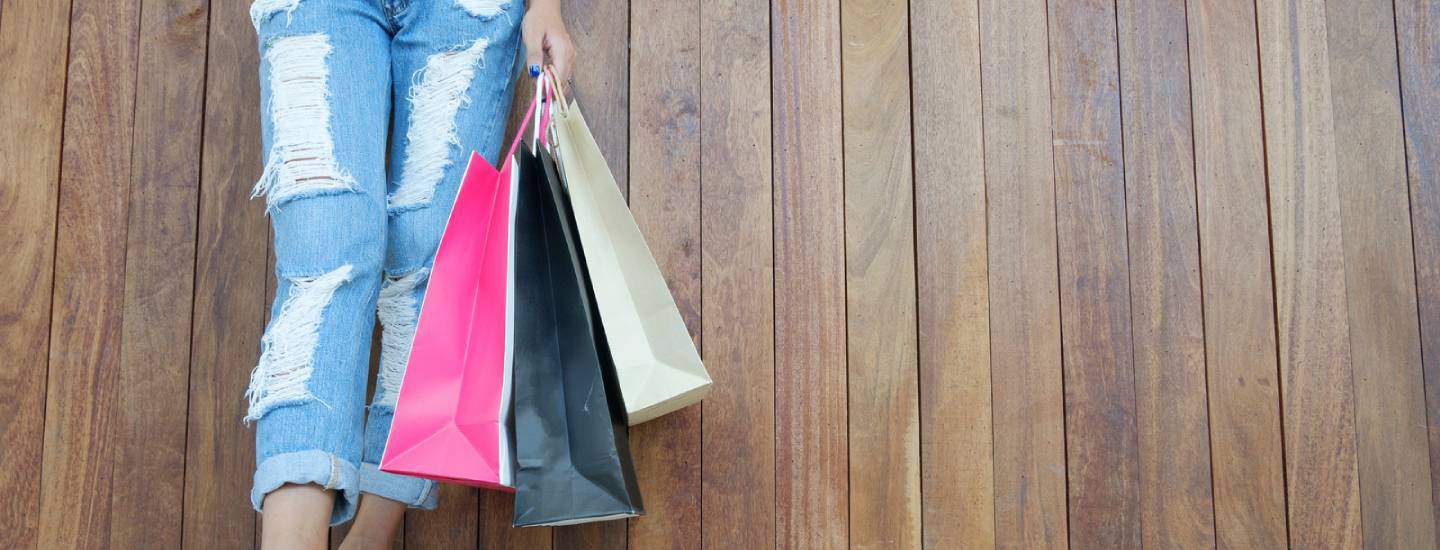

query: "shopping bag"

left=511, top=141, right=644, bottom=526
left=378, top=151, right=517, bottom=490
left=379, top=88, right=548, bottom=490
left=548, top=92, right=712, bottom=425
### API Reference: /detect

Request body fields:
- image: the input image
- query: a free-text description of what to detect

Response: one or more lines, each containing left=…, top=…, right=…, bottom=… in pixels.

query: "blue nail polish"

left=529, top=64, right=541, bottom=77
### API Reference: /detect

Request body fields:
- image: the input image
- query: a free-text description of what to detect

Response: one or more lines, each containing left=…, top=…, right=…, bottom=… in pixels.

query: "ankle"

left=260, top=484, right=335, bottom=550
left=337, top=531, right=391, bottom=550
left=342, top=493, right=406, bottom=548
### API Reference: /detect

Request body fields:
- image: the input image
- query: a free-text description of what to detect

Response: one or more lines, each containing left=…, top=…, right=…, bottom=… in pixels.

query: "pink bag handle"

left=502, top=71, right=555, bottom=163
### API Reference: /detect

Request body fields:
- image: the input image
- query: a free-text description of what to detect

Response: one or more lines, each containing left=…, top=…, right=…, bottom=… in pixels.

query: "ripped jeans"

left=245, top=0, right=520, bottom=524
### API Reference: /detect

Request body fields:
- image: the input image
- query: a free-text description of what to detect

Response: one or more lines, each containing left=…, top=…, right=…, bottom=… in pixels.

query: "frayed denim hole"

left=388, top=38, right=489, bottom=213
left=455, top=0, right=510, bottom=20
left=244, top=264, right=355, bottom=424
left=250, top=0, right=302, bottom=31
left=253, top=33, right=358, bottom=216
left=373, top=268, right=429, bottom=409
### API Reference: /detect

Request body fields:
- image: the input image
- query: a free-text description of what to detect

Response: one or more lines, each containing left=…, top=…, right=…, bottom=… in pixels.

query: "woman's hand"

left=521, top=0, right=576, bottom=83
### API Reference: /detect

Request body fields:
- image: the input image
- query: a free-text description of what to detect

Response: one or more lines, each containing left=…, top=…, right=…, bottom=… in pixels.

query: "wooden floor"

left=4, top=0, right=1440, bottom=548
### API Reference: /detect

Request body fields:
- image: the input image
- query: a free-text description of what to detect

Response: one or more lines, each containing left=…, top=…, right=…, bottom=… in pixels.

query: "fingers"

left=523, top=24, right=545, bottom=77
left=546, top=32, right=576, bottom=83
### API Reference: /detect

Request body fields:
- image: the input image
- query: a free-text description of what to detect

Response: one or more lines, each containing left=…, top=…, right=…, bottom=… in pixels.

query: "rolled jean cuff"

left=360, top=462, right=439, bottom=509
left=252, top=450, right=361, bottom=525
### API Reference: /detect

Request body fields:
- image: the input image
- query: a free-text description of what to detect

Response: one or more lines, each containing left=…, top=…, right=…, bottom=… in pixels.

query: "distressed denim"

left=245, top=0, right=520, bottom=525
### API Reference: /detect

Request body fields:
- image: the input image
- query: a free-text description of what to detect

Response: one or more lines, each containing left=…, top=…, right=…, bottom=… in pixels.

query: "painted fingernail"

left=529, top=64, right=541, bottom=77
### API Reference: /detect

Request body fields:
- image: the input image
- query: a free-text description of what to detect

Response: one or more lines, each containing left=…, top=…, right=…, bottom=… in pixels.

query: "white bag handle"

left=531, top=71, right=548, bottom=154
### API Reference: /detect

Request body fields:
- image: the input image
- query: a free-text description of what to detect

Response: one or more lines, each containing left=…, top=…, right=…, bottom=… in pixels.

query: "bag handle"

left=502, top=70, right=556, bottom=163
left=544, top=66, right=571, bottom=115
left=532, top=71, right=551, bottom=151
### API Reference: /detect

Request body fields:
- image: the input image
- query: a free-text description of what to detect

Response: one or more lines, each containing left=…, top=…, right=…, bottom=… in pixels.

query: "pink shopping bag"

left=378, top=150, right=519, bottom=491
left=379, top=85, right=550, bottom=491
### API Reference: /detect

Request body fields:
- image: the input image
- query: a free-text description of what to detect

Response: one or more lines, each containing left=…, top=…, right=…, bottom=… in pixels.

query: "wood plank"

left=1185, top=2, right=1289, bottom=546
left=550, top=2, right=631, bottom=549
left=624, top=1, right=701, bottom=549
left=262, top=235, right=277, bottom=548
left=771, top=1, right=848, bottom=547
left=36, top=0, right=140, bottom=545
left=978, top=0, right=1067, bottom=546
left=0, top=0, right=73, bottom=546
left=1329, top=0, right=1440, bottom=547
left=1046, top=0, right=1141, bottom=546
left=564, top=0, right=628, bottom=194
left=479, top=491, right=549, bottom=550
left=1113, top=0, right=1215, bottom=546
left=407, top=486, right=474, bottom=548
left=840, top=0, right=921, bottom=548
left=108, top=0, right=207, bottom=547
left=408, top=486, right=469, bottom=547
left=907, top=0, right=993, bottom=547
left=699, top=0, right=774, bottom=548
left=1255, top=0, right=1363, bottom=546
left=552, top=522, right=623, bottom=550
left=183, top=0, right=266, bottom=545
left=1395, top=0, right=1440, bottom=541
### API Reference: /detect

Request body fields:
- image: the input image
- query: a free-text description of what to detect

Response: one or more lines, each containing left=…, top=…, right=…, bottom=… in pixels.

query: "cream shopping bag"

left=548, top=90, right=712, bottom=425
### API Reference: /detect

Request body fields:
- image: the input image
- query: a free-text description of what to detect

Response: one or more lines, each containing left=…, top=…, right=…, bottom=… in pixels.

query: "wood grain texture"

left=563, top=0, right=628, bottom=194
left=1046, top=0, right=1141, bottom=547
left=979, top=0, right=1068, bottom=546
left=407, top=487, right=476, bottom=548
left=37, top=0, right=140, bottom=546
left=108, top=0, right=207, bottom=547
left=0, top=0, right=72, bottom=546
left=1395, top=0, right=1440, bottom=541
left=1256, top=0, right=1363, bottom=547
left=771, top=1, right=848, bottom=547
left=552, top=521, right=623, bottom=550
left=699, top=0, right=775, bottom=548
left=1185, top=2, right=1289, bottom=547
left=479, top=491, right=549, bottom=550
left=1326, top=1, right=1438, bottom=547
left=262, top=238, right=278, bottom=548
left=625, top=0, right=701, bottom=549
left=1114, top=0, right=1215, bottom=546
left=840, top=0, right=921, bottom=548
left=908, top=0, right=994, bottom=547
left=12, top=2, right=1440, bottom=548
left=183, top=0, right=265, bottom=546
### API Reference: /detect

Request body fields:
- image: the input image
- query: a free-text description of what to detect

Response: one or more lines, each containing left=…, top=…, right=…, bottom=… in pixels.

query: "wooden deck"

left=4, top=0, right=1440, bottom=547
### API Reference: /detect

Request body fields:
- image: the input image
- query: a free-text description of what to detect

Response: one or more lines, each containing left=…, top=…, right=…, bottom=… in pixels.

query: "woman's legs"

left=247, top=0, right=521, bottom=543
left=248, top=0, right=393, bottom=543
left=350, top=0, right=522, bottom=519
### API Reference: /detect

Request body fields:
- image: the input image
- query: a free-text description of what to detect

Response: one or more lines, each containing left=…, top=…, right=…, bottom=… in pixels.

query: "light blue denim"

left=246, top=0, right=520, bottom=525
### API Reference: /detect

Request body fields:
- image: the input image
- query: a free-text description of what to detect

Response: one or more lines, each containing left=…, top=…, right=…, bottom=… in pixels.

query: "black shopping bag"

left=511, top=144, right=644, bottom=526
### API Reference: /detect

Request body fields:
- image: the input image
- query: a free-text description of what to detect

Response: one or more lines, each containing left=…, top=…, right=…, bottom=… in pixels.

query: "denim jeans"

left=245, top=0, right=520, bottom=525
